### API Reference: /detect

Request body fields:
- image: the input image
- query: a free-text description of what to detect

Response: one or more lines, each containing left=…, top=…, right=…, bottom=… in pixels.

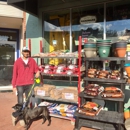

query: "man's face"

left=22, top=51, right=30, bottom=58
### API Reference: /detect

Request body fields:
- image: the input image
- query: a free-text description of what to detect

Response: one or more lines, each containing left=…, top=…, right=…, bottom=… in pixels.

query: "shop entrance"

left=0, top=29, right=18, bottom=89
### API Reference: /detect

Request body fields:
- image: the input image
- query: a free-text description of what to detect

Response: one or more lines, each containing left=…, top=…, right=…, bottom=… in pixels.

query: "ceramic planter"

left=97, top=46, right=111, bottom=57
left=115, top=48, right=126, bottom=57
left=84, top=48, right=97, bottom=57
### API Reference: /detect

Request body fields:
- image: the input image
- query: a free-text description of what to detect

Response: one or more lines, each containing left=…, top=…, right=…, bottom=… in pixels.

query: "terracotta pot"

left=124, top=109, right=130, bottom=119
left=125, top=67, right=130, bottom=77
left=115, top=48, right=126, bottom=57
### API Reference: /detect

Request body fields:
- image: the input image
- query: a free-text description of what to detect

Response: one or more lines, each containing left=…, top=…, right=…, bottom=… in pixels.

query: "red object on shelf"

left=78, top=36, right=82, bottom=107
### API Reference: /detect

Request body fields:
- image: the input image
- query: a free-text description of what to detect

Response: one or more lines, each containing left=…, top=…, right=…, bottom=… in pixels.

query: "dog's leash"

left=22, top=78, right=41, bottom=109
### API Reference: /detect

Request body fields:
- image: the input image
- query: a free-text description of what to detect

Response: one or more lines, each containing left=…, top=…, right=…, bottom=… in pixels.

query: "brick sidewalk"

left=0, top=92, right=94, bottom=130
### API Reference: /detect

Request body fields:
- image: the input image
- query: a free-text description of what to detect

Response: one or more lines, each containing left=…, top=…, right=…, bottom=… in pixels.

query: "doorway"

left=0, top=28, right=19, bottom=89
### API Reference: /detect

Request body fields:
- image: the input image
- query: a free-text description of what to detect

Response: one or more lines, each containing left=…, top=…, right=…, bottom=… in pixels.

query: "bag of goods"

left=34, top=86, right=50, bottom=96
left=67, top=64, right=78, bottom=71
left=50, top=88, right=63, bottom=99
left=108, top=70, right=120, bottom=80
left=43, top=68, right=53, bottom=74
left=57, top=64, right=66, bottom=70
left=44, top=64, right=55, bottom=69
left=38, top=65, right=44, bottom=73
left=34, top=84, right=56, bottom=97
left=43, top=84, right=56, bottom=91
left=62, top=89, right=78, bottom=102
left=87, top=69, right=97, bottom=78
left=85, top=84, right=104, bottom=96
left=78, top=102, right=103, bottom=116
left=101, top=87, right=123, bottom=98
left=55, top=104, right=77, bottom=113
left=66, top=70, right=75, bottom=75
left=38, top=101, right=52, bottom=106
left=59, top=112, right=74, bottom=118
left=96, top=70, right=109, bottom=79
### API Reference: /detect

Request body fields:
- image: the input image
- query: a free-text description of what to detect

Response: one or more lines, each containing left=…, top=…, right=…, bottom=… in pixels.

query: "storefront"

left=7, top=0, right=130, bottom=125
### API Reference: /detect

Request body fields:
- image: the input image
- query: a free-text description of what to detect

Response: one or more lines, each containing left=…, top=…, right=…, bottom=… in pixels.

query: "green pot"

left=96, top=39, right=111, bottom=43
left=98, top=46, right=111, bottom=57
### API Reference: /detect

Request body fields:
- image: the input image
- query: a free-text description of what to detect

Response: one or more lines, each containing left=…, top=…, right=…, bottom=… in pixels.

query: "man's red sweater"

left=12, top=57, right=39, bottom=88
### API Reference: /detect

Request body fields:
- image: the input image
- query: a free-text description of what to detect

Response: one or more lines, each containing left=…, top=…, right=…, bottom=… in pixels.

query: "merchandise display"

left=85, top=84, right=104, bottom=96
left=62, top=88, right=78, bottom=102
left=87, top=69, right=120, bottom=79
left=101, top=87, right=123, bottom=98
left=78, top=102, right=103, bottom=116
left=32, top=50, right=79, bottom=58
left=34, top=84, right=56, bottom=97
left=38, top=63, right=82, bottom=75
left=38, top=102, right=78, bottom=118
left=50, top=88, right=63, bottom=99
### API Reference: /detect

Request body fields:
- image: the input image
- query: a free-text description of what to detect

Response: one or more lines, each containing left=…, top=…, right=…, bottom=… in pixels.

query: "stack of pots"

left=84, top=43, right=97, bottom=57
left=96, top=39, right=111, bottom=57
left=112, top=42, right=127, bottom=57
left=125, top=63, right=130, bottom=77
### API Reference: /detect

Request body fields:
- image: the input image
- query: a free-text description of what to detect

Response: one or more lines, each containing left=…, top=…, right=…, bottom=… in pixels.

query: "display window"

left=43, top=1, right=130, bottom=55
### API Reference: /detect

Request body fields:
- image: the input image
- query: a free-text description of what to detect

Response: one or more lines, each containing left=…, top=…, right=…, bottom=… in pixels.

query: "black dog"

left=12, top=104, right=24, bottom=126
left=23, top=106, right=51, bottom=130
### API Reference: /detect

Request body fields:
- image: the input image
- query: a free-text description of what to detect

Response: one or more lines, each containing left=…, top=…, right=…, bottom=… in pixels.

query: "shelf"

left=84, top=57, right=126, bottom=61
left=84, top=77, right=126, bottom=84
left=34, top=95, right=78, bottom=104
left=50, top=113, right=75, bottom=121
left=41, top=73, right=79, bottom=77
left=32, top=56, right=78, bottom=59
left=74, top=119, right=118, bottom=130
left=44, top=79, right=78, bottom=82
left=79, top=92, right=124, bottom=102
left=74, top=111, right=124, bottom=124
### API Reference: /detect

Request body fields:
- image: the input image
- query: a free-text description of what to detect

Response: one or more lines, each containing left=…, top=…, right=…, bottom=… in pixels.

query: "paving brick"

left=0, top=92, right=94, bottom=130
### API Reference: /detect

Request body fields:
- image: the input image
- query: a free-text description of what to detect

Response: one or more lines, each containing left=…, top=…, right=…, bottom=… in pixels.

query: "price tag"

left=127, top=56, right=130, bottom=60
left=37, top=90, right=45, bottom=96
left=65, top=93, right=74, bottom=99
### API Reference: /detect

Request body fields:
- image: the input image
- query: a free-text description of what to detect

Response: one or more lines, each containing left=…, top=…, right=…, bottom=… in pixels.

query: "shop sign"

left=80, top=15, right=97, bottom=24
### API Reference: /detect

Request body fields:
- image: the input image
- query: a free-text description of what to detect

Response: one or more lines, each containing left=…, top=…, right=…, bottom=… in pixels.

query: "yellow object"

left=35, top=78, right=40, bottom=84
left=127, top=45, right=130, bottom=51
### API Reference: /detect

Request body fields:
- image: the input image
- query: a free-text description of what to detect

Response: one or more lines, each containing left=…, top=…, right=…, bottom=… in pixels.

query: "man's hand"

left=13, top=88, right=17, bottom=95
left=35, top=71, right=40, bottom=78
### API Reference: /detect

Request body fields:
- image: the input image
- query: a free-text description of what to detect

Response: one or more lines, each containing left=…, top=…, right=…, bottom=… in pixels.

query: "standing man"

left=12, top=46, right=40, bottom=105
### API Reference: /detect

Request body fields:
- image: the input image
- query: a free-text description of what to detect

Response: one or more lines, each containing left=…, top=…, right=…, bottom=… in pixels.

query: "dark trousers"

left=16, top=85, right=32, bottom=105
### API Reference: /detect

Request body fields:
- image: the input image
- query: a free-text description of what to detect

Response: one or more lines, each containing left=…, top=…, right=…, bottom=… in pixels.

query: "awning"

left=7, top=0, right=38, bottom=17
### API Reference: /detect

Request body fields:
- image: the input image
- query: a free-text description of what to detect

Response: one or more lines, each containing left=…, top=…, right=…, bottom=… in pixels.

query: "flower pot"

left=97, top=46, right=111, bottom=57
left=84, top=48, right=96, bottom=51
left=124, top=109, right=130, bottom=119
left=84, top=44, right=96, bottom=48
left=84, top=50, right=97, bottom=57
left=115, top=42, right=127, bottom=48
left=96, top=39, right=111, bottom=43
left=125, top=63, right=130, bottom=77
left=116, top=48, right=126, bottom=57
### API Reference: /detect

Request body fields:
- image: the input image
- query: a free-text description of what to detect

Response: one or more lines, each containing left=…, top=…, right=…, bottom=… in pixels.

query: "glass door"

left=0, top=41, right=16, bottom=88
